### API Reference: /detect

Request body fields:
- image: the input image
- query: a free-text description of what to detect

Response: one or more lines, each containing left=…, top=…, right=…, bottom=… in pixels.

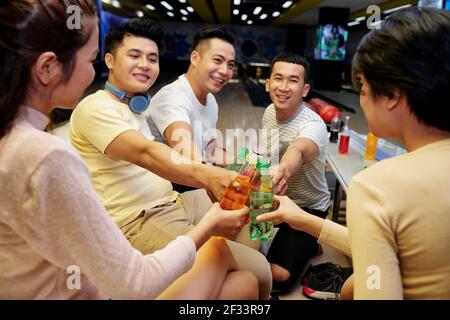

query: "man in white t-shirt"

left=70, top=18, right=272, bottom=299
left=262, top=52, right=331, bottom=294
left=148, top=26, right=236, bottom=167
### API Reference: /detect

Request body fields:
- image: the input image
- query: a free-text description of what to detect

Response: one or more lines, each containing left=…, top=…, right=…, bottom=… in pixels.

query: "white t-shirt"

left=148, top=74, right=218, bottom=154
left=262, top=103, right=330, bottom=211
left=70, top=90, right=177, bottom=226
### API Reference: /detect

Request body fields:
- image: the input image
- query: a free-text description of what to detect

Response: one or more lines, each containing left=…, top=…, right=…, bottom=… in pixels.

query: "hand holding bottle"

left=220, top=155, right=255, bottom=224
left=270, top=164, right=289, bottom=195
left=255, top=195, right=300, bottom=226
left=206, top=167, right=237, bottom=202
left=198, top=203, right=249, bottom=240
left=256, top=195, right=325, bottom=239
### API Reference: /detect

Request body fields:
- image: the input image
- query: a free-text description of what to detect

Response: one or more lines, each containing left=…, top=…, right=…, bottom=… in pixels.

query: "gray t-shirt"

left=262, top=103, right=330, bottom=211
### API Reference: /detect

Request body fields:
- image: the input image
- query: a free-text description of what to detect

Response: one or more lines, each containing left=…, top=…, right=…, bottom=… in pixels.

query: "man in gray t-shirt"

left=262, top=52, right=330, bottom=294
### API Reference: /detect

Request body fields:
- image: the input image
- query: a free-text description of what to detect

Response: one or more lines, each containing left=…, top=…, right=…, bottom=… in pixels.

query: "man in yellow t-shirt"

left=70, top=17, right=272, bottom=299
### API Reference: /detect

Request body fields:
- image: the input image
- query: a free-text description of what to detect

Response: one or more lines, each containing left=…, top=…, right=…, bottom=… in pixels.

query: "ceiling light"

left=241, top=14, right=247, bottom=21
left=160, top=1, right=173, bottom=11
left=233, top=9, right=239, bottom=15
left=180, top=9, right=188, bottom=15
left=347, top=21, right=360, bottom=27
left=282, top=1, right=293, bottom=9
left=247, top=20, right=253, bottom=25
left=383, top=4, right=412, bottom=14
left=182, top=16, right=187, bottom=21
left=167, top=11, right=175, bottom=17
left=179, top=0, right=186, bottom=3
left=355, top=16, right=366, bottom=21
left=186, top=6, right=194, bottom=13
left=136, top=10, right=144, bottom=17
left=112, top=0, right=120, bottom=8
left=253, top=7, right=262, bottom=15
left=272, top=11, right=280, bottom=17
left=260, top=13, right=267, bottom=20
left=234, top=0, right=241, bottom=5
left=145, top=4, right=155, bottom=11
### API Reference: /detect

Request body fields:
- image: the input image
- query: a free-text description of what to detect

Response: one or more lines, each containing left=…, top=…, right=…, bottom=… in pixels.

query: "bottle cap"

left=256, top=157, right=270, bottom=168
left=236, top=147, right=249, bottom=163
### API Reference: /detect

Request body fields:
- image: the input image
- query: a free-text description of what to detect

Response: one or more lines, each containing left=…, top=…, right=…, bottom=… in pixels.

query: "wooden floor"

left=216, top=81, right=266, bottom=133
left=215, top=80, right=353, bottom=300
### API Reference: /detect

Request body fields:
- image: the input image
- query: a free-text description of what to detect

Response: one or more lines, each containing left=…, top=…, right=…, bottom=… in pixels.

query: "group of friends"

left=0, top=0, right=449, bottom=300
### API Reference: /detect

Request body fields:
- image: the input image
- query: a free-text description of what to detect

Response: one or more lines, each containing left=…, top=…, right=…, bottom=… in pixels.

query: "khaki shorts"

left=119, top=188, right=272, bottom=299
left=120, top=189, right=212, bottom=254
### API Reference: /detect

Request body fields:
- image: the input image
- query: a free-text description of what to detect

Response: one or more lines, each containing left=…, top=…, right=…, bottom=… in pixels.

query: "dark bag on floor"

left=302, top=262, right=353, bottom=300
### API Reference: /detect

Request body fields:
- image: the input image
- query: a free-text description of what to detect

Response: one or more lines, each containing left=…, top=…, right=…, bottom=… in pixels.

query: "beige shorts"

left=120, top=188, right=272, bottom=299
left=120, top=189, right=212, bottom=254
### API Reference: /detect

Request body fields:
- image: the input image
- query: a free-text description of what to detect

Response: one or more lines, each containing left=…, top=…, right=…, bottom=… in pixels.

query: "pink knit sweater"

left=0, top=106, right=196, bottom=299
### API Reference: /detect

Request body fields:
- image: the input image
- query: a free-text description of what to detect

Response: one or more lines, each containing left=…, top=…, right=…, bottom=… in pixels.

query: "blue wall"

left=158, top=21, right=287, bottom=64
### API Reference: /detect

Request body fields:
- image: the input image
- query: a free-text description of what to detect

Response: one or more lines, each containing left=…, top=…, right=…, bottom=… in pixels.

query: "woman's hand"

left=256, top=195, right=325, bottom=238
left=199, top=202, right=249, bottom=240
left=256, top=195, right=301, bottom=225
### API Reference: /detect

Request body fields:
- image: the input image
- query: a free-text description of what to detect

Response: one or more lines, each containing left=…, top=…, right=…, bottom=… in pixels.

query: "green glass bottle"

left=248, top=157, right=275, bottom=241
left=226, top=147, right=249, bottom=173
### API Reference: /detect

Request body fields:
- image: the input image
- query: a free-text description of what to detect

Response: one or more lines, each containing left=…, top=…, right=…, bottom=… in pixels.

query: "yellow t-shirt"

left=70, top=90, right=177, bottom=226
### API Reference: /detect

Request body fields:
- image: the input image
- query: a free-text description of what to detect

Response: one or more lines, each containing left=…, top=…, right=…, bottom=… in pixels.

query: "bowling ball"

left=319, top=105, right=341, bottom=123
left=307, top=98, right=328, bottom=113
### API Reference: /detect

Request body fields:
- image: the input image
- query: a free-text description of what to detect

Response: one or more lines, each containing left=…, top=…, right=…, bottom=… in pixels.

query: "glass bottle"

left=338, top=116, right=351, bottom=155
left=248, top=157, right=275, bottom=241
left=226, top=147, right=249, bottom=173
left=365, top=132, right=378, bottom=160
left=220, top=157, right=256, bottom=224
left=329, top=116, right=341, bottom=143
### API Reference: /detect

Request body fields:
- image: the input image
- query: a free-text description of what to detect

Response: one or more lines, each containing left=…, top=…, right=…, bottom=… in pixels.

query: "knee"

left=204, top=237, right=231, bottom=258
left=239, top=271, right=259, bottom=300
left=225, top=240, right=273, bottom=299
left=340, top=274, right=354, bottom=300
left=271, top=263, right=291, bottom=282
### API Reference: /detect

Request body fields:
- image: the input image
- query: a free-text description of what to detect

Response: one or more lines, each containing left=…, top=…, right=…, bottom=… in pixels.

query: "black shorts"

left=267, top=207, right=329, bottom=283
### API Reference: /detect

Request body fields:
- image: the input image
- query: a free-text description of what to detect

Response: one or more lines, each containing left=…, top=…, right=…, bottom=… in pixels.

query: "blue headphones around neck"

left=104, top=81, right=151, bottom=114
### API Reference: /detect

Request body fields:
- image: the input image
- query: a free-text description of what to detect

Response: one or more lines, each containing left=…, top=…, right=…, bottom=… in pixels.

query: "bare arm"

left=104, top=129, right=235, bottom=201
left=257, top=195, right=351, bottom=256
left=204, top=139, right=236, bottom=167
left=164, top=121, right=204, bottom=163
left=164, top=122, right=234, bottom=167
left=273, top=137, right=320, bottom=194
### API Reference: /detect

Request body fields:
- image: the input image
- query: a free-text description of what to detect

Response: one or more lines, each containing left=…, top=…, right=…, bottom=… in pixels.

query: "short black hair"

left=104, top=17, right=164, bottom=55
left=352, top=8, right=450, bottom=132
left=269, top=52, right=311, bottom=83
left=191, top=25, right=234, bottom=53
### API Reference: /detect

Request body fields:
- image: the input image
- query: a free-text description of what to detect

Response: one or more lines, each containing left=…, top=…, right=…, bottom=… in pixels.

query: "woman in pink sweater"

left=0, top=0, right=258, bottom=300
